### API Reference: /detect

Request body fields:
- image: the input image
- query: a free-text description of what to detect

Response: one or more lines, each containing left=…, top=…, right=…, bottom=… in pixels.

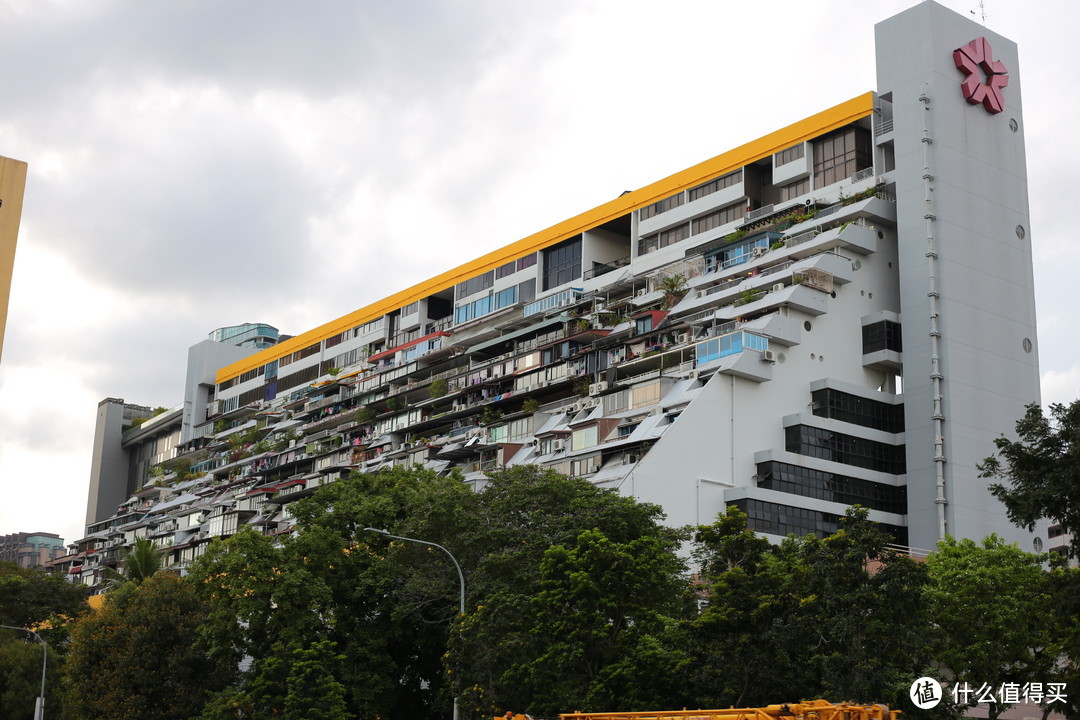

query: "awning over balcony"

left=367, top=331, right=452, bottom=363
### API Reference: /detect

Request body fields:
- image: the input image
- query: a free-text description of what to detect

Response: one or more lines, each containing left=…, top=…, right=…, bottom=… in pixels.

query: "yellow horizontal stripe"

left=216, top=92, right=873, bottom=384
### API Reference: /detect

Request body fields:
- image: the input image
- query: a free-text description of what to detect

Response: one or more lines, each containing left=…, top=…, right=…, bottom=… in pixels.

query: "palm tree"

left=102, top=538, right=165, bottom=588
left=659, top=274, right=687, bottom=309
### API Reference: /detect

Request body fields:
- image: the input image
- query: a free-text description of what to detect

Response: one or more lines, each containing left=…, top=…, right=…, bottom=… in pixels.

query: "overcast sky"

left=2, top=0, right=1078, bottom=548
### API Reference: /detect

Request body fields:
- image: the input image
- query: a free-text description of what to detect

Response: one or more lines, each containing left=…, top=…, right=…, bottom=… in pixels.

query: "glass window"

left=813, top=126, right=872, bottom=187
left=495, top=261, right=516, bottom=279
left=785, top=425, right=906, bottom=474
left=756, top=461, right=907, bottom=514
left=631, top=381, right=661, bottom=409
left=542, top=236, right=582, bottom=291
left=688, top=170, right=742, bottom=201
left=862, top=320, right=903, bottom=353
left=811, top=388, right=905, bottom=433
left=494, top=286, right=517, bottom=309
left=572, top=426, right=598, bottom=450
left=639, top=193, right=685, bottom=220
left=780, top=178, right=809, bottom=202
left=775, top=144, right=805, bottom=167
left=693, top=203, right=745, bottom=235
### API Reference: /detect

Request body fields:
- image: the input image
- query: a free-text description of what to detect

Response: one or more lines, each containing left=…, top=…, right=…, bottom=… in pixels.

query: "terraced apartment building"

left=71, top=2, right=1046, bottom=587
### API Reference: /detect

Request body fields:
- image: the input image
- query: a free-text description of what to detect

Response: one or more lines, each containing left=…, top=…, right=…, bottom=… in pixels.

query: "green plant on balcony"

left=722, top=229, right=747, bottom=244
left=386, top=397, right=402, bottom=412
left=522, top=398, right=540, bottom=413
left=480, top=406, right=503, bottom=426
left=327, top=367, right=341, bottom=377
left=659, top=274, right=687, bottom=310
left=355, top=406, right=376, bottom=425
left=573, top=377, right=592, bottom=397
left=429, top=378, right=449, bottom=399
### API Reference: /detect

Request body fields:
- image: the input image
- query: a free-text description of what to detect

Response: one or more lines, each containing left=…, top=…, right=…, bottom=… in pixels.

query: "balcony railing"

left=583, top=255, right=631, bottom=280
left=523, top=289, right=583, bottom=318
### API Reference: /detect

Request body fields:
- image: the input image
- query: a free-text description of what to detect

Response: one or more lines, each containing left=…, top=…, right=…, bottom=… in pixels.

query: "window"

left=456, top=271, right=494, bottom=299
left=639, top=193, right=685, bottom=220
left=516, top=253, right=537, bottom=272
left=455, top=295, right=493, bottom=325
left=688, top=170, right=742, bottom=201
left=542, top=236, right=582, bottom=291
left=862, top=320, right=903, bottom=353
left=631, top=381, right=661, bottom=409
left=695, top=331, right=768, bottom=365
left=635, top=316, right=653, bottom=335
left=775, top=144, right=805, bottom=167
left=730, top=498, right=908, bottom=544
left=785, top=425, right=906, bottom=474
left=757, top=461, right=907, bottom=514
left=494, top=286, right=517, bottom=309
left=572, top=455, right=599, bottom=476
left=401, top=302, right=419, bottom=316
left=811, top=388, right=905, bottom=433
left=572, top=426, right=598, bottom=450
left=604, top=390, right=630, bottom=414
left=693, top=203, right=745, bottom=235
left=813, top=126, right=872, bottom=187
left=780, top=178, right=810, bottom=202
left=638, top=222, right=691, bottom=255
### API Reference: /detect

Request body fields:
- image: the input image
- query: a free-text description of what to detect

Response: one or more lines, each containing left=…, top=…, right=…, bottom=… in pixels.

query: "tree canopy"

left=980, top=399, right=1080, bottom=558
left=63, top=573, right=231, bottom=720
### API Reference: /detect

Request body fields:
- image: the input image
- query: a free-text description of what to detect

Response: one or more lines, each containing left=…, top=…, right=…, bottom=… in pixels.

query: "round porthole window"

left=1033, top=537, right=1043, bottom=552
left=1016, top=225, right=1026, bottom=239
left=1009, top=118, right=1018, bottom=132
left=1023, top=338, right=1032, bottom=353
left=804, top=321, right=812, bottom=332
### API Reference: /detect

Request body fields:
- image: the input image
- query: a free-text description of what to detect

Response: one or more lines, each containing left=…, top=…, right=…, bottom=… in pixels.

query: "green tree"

left=0, top=562, right=88, bottom=630
left=979, top=400, right=1080, bottom=558
left=687, top=507, right=933, bottom=710
left=0, top=634, right=54, bottom=720
left=191, top=466, right=477, bottom=719
left=508, top=528, right=689, bottom=714
left=62, top=573, right=231, bottom=720
left=925, top=535, right=1055, bottom=720
left=446, top=466, right=691, bottom=718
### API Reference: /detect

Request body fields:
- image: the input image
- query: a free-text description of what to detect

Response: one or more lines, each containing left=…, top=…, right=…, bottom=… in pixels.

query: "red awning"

left=367, top=331, right=451, bottom=362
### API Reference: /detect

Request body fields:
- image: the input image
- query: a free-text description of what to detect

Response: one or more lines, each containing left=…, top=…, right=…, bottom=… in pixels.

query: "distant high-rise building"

left=0, top=532, right=66, bottom=569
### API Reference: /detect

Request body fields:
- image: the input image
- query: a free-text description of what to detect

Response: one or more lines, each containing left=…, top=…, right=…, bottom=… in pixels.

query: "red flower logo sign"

left=954, top=37, right=1009, bottom=114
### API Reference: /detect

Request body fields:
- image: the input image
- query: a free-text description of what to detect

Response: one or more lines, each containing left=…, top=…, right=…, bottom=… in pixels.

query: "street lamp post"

left=1, top=625, right=48, bottom=720
left=363, top=527, right=464, bottom=720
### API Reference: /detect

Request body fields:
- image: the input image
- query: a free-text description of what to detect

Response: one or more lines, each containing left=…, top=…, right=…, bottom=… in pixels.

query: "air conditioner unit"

left=676, top=332, right=690, bottom=344
left=532, top=438, right=541, bottom=448
left=761, top=350, right=777, bottom=363
left=589, top=381, right=609, bottom=396
left=636, top=288, right=648, bottom=298
left=553, top=439, right=566, bottom=452
left=772, top=283, right=785, bottom=293
left=752, top=246, right=768, bottom=258
left=697, top=289, right=708, bottom=299
left=623, top=453, right=639, bottom=465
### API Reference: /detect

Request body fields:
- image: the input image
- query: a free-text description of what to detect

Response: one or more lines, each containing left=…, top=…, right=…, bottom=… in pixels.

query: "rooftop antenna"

left=970, top=1, right=987, bottom=25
